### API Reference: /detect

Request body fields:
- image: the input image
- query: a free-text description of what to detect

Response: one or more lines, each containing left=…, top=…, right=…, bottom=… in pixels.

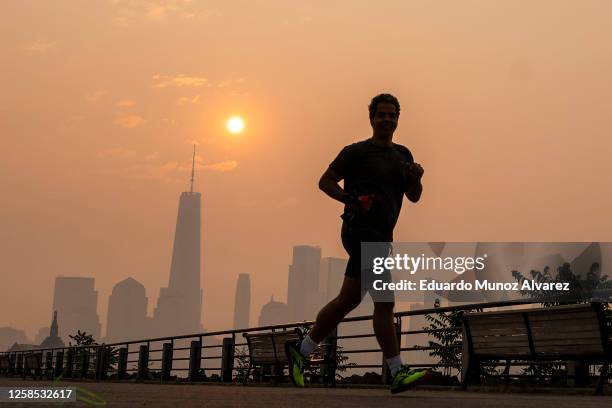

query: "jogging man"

left=285, top=93, right=428, bottom=394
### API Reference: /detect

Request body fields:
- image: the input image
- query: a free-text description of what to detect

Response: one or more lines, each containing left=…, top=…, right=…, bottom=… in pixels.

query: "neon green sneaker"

left=285, top=340, right=306, bottom=387
left=390, top=366, right=431, bottom=394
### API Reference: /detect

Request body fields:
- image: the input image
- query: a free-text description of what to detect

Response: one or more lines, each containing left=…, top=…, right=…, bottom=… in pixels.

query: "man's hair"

left=368, top=93, right=400, bottom=119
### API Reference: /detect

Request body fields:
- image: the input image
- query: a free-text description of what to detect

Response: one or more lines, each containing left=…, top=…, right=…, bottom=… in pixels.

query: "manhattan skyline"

left=2, top=0, right=612, bottom=339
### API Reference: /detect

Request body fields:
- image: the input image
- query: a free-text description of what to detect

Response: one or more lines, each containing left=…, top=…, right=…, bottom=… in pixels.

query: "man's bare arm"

left=319, top=167, right=348, bottom=203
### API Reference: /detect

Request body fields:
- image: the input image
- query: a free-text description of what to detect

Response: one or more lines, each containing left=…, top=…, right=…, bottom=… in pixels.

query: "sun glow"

left=226, top=116, right=245, bottom=134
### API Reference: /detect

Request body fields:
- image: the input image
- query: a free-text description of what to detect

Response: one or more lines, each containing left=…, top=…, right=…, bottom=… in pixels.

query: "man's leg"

left=285, top=276, right=362, bottom=387
left=373, top=301, right=432, bottom=393
left=373, top=301, right=399, bottom=358
left=307, top=276, right=362, bottom=344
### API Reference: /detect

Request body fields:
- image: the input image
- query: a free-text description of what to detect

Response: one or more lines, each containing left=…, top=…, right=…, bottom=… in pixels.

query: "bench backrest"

left=463, top=303, right=610, bottom=359
left=244, top=329, right=302, bottom=365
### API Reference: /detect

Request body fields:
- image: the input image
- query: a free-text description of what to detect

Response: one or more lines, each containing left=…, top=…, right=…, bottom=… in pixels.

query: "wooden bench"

left=242, top=329, right=334, bottom=385
left=461, top=303, right=611, bottom=394
left=22, top=353, right=43, bottom=380
left=0, top=355, right=12, bottom=376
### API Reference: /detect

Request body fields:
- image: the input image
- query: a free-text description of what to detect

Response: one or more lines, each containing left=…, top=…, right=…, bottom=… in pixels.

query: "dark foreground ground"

left=0, top=378, right=609, bottom=407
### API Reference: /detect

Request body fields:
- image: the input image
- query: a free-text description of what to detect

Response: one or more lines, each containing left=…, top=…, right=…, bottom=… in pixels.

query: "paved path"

left=0, top=378, right=609, bottom=407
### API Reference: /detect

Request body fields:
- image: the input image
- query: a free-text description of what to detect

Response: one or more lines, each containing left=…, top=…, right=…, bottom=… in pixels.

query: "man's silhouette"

left=285, top=93, right=429, bottom=393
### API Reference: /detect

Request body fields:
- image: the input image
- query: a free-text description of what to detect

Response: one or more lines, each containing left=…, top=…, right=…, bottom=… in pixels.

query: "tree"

left=68, top=330, right=98, bottom=347
left=423, top=309, right=463, bottom=377
left=68, top=330, right=119, bottom=372
left=511, top=262, right=611, bottom=306
left=423, top=305, right=492, bottom=378
left=233, top=346, right=251, bottom=383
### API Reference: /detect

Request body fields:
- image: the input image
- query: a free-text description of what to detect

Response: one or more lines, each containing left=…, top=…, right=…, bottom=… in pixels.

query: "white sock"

left=387, top=355, right=403, bottom=377
left=299, top=334, right=318, bottom=357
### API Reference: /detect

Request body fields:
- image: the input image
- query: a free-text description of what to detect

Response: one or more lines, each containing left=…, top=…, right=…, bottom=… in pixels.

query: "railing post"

left=54, top=351, right=64, bottom=378
left=95, top=347, right=109, bottom=380
left=8, top=353, right=16, bottom=375
left=79, top=348, right=89, bottom=378
left=323, top=327, right=338, bottom=387
left=15, top=354, right=23, bottom=376
left=161, top=342, right=173, bottom=381
left=65, top=349, right=74, bottom=378
left=138, top=345, right=149, bottom=380
left=45, top=351, right=54, bottom=379
left=117, top=347, right=128, bottom=380
left=188, top=340, right=202, bottom=381
left=221, top=337, right=235, bottom=383
left=95, top=347, right=102, bottom=379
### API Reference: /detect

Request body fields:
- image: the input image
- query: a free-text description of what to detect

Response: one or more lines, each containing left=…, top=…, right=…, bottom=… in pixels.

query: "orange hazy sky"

left=1, top=0, right=612, bottom=339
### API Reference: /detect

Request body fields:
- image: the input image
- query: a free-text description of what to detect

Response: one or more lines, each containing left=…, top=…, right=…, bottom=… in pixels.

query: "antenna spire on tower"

left=190, top=144, right=196, bottom=193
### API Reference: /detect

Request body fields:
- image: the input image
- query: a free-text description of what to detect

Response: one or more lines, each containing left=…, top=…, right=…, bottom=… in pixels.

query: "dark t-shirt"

left=329, top=139, right=414, bottom=241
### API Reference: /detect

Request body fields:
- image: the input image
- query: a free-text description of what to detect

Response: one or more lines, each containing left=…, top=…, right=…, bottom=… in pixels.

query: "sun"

left=226, top=116, right=245, bottom=134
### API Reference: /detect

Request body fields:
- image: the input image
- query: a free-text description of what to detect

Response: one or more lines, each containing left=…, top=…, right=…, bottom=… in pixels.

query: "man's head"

left=368, top=93, right=400, bottom=138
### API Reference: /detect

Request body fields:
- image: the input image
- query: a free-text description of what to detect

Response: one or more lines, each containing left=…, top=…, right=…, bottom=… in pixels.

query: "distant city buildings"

left=287, top=245, right=322, bottom=322
left=7, top=311, right=64, bottom=351
left=320, top=257, right=348, bottom=303
left=233, top=274, right=251, bottom=330
left=52, top=277, right=101, bottom=342
left=34, top=327, right=50, bottom=345
left=0, top=327, right=29, bottom=352
left=106, top=277, right=150, bottom=342
left=39, top=311, right=65, bottom=349
left=258, top=296, right=289, bottom=327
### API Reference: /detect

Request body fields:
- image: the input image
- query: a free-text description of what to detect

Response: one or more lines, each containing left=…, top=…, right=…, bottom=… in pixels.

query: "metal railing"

left=1, top=299, right=608, bottom=386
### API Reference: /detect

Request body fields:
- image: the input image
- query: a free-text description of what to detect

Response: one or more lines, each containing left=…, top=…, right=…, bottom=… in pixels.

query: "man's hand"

left=405, top=162, right=423, bottom=203
left=405, top=162, right=424, bottom=181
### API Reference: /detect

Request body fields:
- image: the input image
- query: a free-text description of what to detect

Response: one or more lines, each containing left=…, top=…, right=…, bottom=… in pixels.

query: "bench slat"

left=533, top=340, right=603, bottom=350
left=529, top=323, right=600, bottom=333
left=472, top=337, right=529, bottom=348
left=470, top=325, right=527, bottom=335
left=527, top=310, right=596, bottom=322
left=473, top=346, right=531, bottom=355
left=469, top=314, right=524, bottom=323
left=531, top=331, right=602, bottom=341
left=535, top=345, right=604, bottom=355
left=469, top=320, right=526, bottom=331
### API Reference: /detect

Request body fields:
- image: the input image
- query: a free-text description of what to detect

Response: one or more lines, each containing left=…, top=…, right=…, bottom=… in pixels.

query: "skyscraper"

left=233, top=274, right=251, bottom=330
left=52, top=277, right=101, bottom=342
left=153, top=147, right=202, bottom=336
left=106, top=277, right=149, bottom=342
left=320, top=257, right=348, bottom=303
left=287, top=245, right=322, bottom=322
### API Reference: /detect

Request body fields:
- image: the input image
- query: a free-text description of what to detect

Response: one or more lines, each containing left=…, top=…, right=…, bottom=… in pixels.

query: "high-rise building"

left=106, top=278, right=149, bottom=342
left=233, top=274, right=251, bottom=330
left=52, top=277, right=101, bottom=342
left=287, top=245, right=322, bottom=322
left=320, top=257, right=348, bottom=303
left=153, top=147, right=202, bottom=336
left=258, top=296, right=290, bottom=327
